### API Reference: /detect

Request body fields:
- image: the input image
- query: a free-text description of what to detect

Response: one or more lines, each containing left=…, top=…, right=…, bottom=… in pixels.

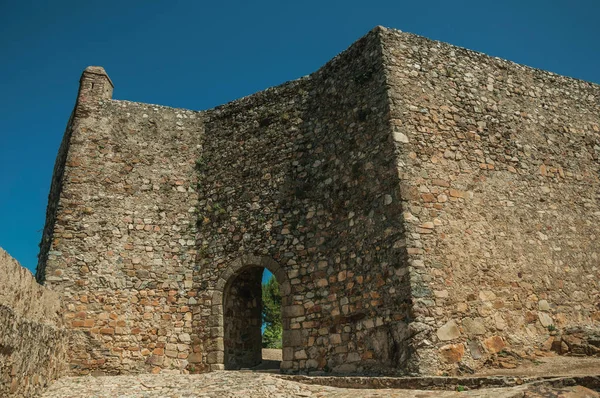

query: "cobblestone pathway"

left=40, top=371, right=598, bottom=398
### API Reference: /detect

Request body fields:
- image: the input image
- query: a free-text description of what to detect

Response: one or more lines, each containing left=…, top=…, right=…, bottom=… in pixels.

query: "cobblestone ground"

left=40, top=371, right=598, bottom=398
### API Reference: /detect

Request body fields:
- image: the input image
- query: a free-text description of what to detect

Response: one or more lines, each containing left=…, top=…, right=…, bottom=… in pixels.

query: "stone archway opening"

left=223, top=265, right=265, bottom=369
left=208, top=255, right=291, bottom=372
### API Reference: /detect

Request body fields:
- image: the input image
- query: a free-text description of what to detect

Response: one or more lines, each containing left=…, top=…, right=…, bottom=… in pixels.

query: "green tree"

left=262, top=275, right=282, bottom=348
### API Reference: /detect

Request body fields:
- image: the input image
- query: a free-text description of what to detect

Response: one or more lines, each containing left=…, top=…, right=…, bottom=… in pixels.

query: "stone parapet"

left=0, top=248, right=69, bottom=397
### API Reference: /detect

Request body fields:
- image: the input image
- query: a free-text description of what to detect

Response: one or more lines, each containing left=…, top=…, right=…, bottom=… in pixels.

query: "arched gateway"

left=34, top=26, right=600, bottom=378
left=206, top=255, right=292, bottom=370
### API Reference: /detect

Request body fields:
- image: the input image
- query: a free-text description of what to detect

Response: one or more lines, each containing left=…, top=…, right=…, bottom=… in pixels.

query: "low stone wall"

left=0, top=248, right=69, bottom=397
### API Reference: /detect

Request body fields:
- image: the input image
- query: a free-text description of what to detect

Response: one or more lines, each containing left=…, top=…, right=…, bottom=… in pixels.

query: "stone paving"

left=40, top=371, right=599, bottom=398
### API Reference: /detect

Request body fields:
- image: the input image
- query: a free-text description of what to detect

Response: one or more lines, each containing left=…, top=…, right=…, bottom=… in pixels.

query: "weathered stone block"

left=484, top=336, right=506, bottom=354
left=462, top=317, right=486, bottom=336
left=283, top=330, right=304, bottom=347
left=188, top=353, right=203, bottom=363
left=282, top=305, right=305, bottom=318
left=206, top=351, right=223, bottom=364
left=439, top=343, right=465, bottom=363
left=437, top=320, right=460, bottom=341
left=539, top=312, right=554, bottom=328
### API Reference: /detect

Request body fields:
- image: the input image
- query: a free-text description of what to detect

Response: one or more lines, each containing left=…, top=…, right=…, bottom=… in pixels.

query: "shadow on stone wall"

left=284, top=28, right=414, bottom=374
left=195, top=27, right=414, bottom=375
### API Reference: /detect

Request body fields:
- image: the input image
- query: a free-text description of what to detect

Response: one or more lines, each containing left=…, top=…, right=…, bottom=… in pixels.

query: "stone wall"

left=38, top=28, right=415, bottom=375
left=37, top=67, right=203, bottom=374
left=196, top=27, right=412, bottom=374
left=36, top=26, right=599, bottom=376
left=37, top=67, right=115, bottom=284
left=380, top=27, right=600, bottom=374
left=36, top=111, right=74, bottom=284
left=0, top=248, right=69, bottom=397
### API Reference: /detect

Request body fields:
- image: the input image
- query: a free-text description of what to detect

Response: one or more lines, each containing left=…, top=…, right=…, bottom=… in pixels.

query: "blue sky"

left=1, top=0, right=599, bottom=275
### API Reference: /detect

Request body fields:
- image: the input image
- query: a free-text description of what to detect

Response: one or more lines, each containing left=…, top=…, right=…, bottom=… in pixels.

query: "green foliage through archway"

left=262, top=275, right=282, bottom=348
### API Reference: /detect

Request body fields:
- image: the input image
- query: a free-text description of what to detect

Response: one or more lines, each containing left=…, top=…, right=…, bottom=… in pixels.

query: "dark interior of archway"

left=223, top=265, right=264, bottom=370
left=224, top=266, right=284, bottom=371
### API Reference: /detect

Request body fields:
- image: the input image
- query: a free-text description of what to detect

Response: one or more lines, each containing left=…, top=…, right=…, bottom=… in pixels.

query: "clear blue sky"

left=1, top=0, right=599, bottom=275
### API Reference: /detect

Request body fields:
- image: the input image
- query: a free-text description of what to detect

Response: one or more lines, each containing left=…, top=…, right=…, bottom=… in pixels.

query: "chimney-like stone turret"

left=77, top=66, right=113, bottom=106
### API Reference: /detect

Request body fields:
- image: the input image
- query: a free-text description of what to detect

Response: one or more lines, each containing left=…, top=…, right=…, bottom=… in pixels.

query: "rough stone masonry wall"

left=0, top=248, right=69, bottom=397
left=380, top=27, right=600, bottom=374
left=38, top=66, right=115, bottom=284
left=38, top=67, right=204, bottom=375
left=38, top=27, right=600, bottom=377
left=195, top=27, right=412, bottom=375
